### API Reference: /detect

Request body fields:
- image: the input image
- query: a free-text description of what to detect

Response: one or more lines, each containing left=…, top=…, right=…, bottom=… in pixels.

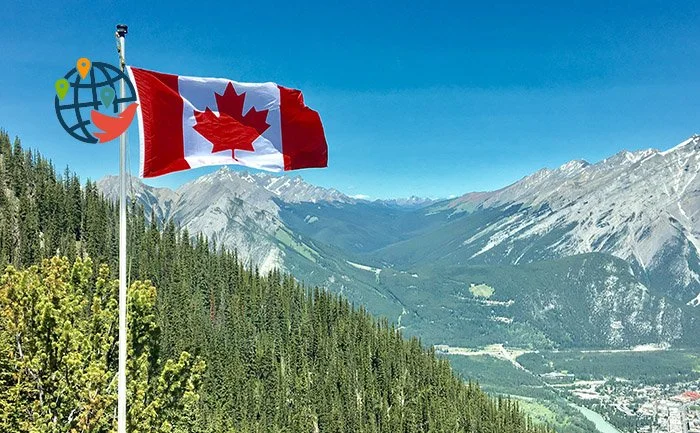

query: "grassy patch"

left=469, top=283, right=495, bottom=298
left=443, top=354, right=542, bottom=392
left=274, top=228, right=318, bottom=262
left=517, top=399, right=557, bottom=424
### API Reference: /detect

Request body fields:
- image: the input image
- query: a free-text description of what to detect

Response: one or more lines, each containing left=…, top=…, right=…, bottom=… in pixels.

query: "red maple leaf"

left=193, top=82, right=270, bottom=157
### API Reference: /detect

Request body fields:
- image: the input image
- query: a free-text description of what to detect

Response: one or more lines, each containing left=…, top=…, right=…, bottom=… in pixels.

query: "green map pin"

left=55, top=78, right=69, bottom=100
left=100, top=87, right=116, bottom=108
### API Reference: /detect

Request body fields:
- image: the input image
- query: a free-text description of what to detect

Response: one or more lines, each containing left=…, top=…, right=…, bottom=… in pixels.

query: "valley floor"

left=439, top=346, right=700, bottom=433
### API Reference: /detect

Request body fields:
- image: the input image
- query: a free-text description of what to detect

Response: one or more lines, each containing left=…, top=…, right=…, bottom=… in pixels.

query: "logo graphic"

left=54, top=58, right=138, bottom=143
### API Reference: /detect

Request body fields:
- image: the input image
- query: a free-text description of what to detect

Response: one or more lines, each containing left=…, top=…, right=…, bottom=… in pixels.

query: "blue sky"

left=1, top=0, right=699, bottom=199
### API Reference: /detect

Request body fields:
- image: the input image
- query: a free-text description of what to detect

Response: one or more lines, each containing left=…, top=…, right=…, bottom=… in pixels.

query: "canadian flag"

left=127, top=67, right=328, bottom=178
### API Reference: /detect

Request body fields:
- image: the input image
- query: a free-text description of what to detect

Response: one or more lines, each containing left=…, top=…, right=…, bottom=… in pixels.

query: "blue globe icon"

left=55, top=62, right=137, bottom=143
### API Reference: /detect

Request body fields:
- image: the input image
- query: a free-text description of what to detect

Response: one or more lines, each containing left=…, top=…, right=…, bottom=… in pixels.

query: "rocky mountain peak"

left=435, top=135, right=700, bottom=305
left=558, top=159, right=590, bottom=173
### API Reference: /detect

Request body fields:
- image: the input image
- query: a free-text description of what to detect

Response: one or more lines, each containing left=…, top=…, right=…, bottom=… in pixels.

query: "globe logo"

left=54, top=58, right=138, bottom=144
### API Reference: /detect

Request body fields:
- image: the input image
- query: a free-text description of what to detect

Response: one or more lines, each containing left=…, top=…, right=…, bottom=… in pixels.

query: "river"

left=571, top=404, right=623, bottom=433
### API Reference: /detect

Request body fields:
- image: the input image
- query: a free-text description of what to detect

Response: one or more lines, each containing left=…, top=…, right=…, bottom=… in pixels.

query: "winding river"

left=571, top=404, right=623, bottom=433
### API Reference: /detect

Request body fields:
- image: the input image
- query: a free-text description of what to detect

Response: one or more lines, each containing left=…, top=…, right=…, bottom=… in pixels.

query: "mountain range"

left=98, top=135, right=700, bottom=349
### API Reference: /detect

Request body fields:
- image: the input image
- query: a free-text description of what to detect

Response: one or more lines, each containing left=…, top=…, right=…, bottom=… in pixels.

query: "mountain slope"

left=99, top=168, right=353, bottom=271
left=386, top=253, right=698, bottom=348
left=98, top=168, right=406, bottom=320
left=380, top=135, right=700, bottom=306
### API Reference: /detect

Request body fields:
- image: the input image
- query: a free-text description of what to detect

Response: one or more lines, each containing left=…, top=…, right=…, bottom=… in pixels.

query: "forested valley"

left=0, top=130, right=552, bottom=432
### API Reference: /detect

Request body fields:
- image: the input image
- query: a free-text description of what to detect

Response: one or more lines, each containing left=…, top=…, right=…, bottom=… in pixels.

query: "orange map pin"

left=76, top=58, right=91, bottom=79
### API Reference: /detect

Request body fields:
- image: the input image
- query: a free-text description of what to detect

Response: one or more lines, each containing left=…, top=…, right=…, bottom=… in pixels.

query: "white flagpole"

left=116, top=23, right=129, bottom=433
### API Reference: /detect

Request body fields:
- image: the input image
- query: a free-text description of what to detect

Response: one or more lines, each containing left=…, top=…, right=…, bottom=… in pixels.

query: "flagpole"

left=116, top=23, right=129, bottom=433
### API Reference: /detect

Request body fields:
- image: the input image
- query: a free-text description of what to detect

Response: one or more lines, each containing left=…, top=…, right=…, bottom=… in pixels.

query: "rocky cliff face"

left=428, top=135, right=700, bottom=305
left=98, top=167, right=353, bottom=273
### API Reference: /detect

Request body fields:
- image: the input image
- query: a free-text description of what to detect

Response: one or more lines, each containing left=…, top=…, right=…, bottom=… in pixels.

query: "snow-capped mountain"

left=357, top=135, right=700, bottom=347
left=428, top=135, right=700, bottom=305
left=374, top=196, right=442, bottom=209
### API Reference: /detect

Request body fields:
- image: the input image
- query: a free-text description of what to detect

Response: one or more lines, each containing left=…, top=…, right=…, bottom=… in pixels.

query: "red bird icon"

left=90, top=103, right=139, bottom=143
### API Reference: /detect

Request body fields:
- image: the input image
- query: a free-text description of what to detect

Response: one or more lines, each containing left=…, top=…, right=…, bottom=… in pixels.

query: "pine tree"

left=0, top=257, right=205, bottom=432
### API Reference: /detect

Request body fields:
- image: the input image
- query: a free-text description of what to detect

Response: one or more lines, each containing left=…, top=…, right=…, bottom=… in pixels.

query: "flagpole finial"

left=115, top=24, right=128, bottom=71
left=116, top=24, right=128, bottom=38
